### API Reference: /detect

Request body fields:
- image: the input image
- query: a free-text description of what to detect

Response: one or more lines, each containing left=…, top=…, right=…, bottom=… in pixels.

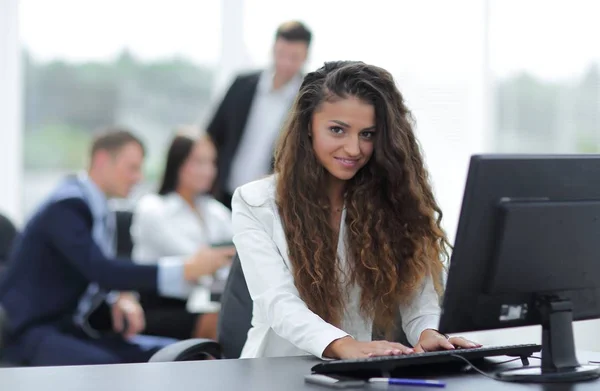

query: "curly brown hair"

left=274, top=61, right=450, bottom=335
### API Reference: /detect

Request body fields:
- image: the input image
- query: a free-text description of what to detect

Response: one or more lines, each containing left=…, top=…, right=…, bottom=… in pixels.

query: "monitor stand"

left=496, top=296, right=600, bottom=383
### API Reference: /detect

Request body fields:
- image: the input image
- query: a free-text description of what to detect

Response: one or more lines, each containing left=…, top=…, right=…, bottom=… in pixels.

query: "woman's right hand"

left=183, top=246, right=236, bottom=281
left=323, top=336, right=414, bottom=359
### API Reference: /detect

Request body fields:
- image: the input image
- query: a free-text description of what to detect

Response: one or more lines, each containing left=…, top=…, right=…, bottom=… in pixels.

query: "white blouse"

left=130, top=192, right=233, bottom=280
left=232, top=176, right=441, bottom=359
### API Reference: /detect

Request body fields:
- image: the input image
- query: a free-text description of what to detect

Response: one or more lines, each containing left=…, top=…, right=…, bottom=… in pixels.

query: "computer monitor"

left=439, top=155, right=600, bottom=383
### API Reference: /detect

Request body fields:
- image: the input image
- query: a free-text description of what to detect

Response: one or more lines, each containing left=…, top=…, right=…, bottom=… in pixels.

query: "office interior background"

left=1, top=0, right=599, bottom=349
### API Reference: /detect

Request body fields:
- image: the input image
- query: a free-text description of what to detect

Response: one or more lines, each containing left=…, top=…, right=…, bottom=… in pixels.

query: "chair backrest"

left=0, top=213, right=18, bottom=268
left=0, top=303, right=7, bottom=354
left=115, top=210, right=134, bottom=258
left=0, top=213, right=16, bottom=363
left=216, top=254, right=253, bottom=359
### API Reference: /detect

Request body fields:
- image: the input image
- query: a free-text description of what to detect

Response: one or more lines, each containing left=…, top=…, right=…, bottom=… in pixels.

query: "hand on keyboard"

left=413, top=329, right=482, bottom=353
left=324, top=336, right=414, bottom=359
left=312, top=344, right=542, bottom=376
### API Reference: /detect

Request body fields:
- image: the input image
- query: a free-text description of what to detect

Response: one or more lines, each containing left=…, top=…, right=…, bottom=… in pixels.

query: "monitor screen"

left=439, top=155, right=600, bottom=335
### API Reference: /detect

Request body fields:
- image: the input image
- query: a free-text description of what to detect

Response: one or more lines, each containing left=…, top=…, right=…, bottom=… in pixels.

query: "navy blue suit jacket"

left=0, top=196, right=159, bottom=360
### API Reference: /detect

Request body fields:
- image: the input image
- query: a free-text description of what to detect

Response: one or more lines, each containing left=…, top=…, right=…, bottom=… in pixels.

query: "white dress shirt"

left=226, top=70, right=302, bottom=193
left=130, top=192, right=233, bottom=293
left=231, top=176, right=442, bottom=359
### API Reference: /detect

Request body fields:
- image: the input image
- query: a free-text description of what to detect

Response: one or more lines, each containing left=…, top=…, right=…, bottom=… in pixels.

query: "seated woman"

left=232, top=61, right=480, bottom=359
left=131, top=127, right=235, bottom=340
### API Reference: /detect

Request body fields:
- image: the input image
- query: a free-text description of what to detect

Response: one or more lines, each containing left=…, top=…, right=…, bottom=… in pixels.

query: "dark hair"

left=158, top=128, right=212, bottom=195
left=275, top=20, right=312, bottom=47
left=274, top=61, right=450, bottom=335
left=91, top=127, right=145, bottom=158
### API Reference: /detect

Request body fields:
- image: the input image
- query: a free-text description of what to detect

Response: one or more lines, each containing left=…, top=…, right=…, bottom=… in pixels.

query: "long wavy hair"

left=274, top=61, right=450, bottom=335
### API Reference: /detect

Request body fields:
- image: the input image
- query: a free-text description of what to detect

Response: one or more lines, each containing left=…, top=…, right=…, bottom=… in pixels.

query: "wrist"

left=324, top=336, right=353, bottom=359
left=107, top=291, right=121, bottom=306
left=183, top=261, right=196, bottom=282
left=116, top=292, right=138, bottom=305
left=420, top=328, right=449, bottom=341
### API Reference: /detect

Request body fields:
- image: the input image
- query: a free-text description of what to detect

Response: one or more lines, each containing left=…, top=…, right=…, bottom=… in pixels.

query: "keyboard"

left=312, top=344, right=542, bottom=377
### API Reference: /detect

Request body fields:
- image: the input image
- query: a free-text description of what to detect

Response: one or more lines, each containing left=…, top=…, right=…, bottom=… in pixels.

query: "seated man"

left=0, top=128, right=234, bottom=366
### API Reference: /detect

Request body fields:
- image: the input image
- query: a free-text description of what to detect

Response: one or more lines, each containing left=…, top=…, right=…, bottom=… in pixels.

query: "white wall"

left=0, top=0, right=22, bottom=226
left=212, top=0, right=251, bottom=100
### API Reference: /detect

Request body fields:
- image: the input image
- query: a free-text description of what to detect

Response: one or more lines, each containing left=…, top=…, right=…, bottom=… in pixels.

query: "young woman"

left=131, top=128, right=235, bottom=340
left=231, top=61, right=479, bottom=359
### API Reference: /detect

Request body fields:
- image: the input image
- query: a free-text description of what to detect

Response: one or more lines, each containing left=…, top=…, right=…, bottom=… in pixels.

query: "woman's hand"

left=324, top=336, right=414, bottom=359
left=413, top=329, right=481, bottom=353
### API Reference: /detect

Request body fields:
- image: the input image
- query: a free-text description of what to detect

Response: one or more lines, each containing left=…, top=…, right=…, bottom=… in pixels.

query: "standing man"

left=208, top=21, right=312, bottom=208
left=0, top=128, right=234, bottom=366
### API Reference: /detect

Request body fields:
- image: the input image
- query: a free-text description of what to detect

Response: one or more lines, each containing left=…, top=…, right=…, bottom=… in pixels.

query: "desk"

left=1, top=352, right=599, bottom=391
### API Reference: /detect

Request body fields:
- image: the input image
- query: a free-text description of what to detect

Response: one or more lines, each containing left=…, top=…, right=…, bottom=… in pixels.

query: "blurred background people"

left=131, top=127, right=234, bottom=340
left=0, top=129, right=218, bottom=366
left=207, top=20, right=312, bottom=208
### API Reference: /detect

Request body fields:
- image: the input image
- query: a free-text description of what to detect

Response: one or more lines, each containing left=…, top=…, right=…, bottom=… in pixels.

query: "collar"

left=162, top=192, right=205, bottom=216
left=76, top=171, right=109, bottom=220
left=257, top=68, right=303, bottom=95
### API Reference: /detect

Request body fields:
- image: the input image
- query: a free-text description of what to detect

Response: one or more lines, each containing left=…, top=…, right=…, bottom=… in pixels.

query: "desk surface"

left=1, top=352, right=599, bottom=391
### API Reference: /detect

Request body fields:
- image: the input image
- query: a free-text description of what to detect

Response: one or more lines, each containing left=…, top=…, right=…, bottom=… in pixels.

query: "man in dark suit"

left=208, top=21, right=312, bottom=208
left=0, top=128, right=233, bottom=366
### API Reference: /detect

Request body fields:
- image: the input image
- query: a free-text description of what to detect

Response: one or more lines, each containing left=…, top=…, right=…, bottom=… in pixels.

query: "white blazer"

left=232, top=176, right=441, bottom=359
left=131, top=192, right=233, bottom=282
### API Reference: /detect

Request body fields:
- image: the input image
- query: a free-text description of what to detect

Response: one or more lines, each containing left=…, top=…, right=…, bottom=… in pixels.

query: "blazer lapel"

left=229, top=72, right=261, bottom=148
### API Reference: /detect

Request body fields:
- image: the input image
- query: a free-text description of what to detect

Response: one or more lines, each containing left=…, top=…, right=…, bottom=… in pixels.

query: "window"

left=491, top=0, right=600, bottom=153
left=20, top=0, right=222, bottom=216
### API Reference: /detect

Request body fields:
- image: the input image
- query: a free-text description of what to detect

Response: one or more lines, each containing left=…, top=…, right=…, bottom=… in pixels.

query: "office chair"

left=0, top=304, right=6, bottom=349
left=0, top=213, right=17, bottom=366
left=0, top=303, right=13, bottom=367
left=148, top=254, right=248, bottom=361
left=115, top=210, right=134, bottom=258
left=0, top=212, right=18, bottom=271
left=149, top=254, right=410, bottom=362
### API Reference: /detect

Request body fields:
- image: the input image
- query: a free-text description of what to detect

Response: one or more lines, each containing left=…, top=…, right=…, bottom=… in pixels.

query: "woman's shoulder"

left=234, top=175, right=276, bottom=208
